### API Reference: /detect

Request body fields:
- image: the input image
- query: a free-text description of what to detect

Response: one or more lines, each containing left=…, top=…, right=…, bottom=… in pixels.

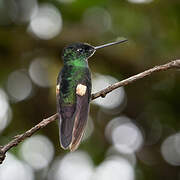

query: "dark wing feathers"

left=56, top=68, right=91, bottom=150
left=70, top=89, right=90, bottom=151
left=59, top=104, right=76, bottom=149
left=56, top=72, right=77, bottom=149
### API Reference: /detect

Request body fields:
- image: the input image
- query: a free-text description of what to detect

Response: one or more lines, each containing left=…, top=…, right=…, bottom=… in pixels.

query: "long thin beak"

left=94, top=39, right=128, bottom=50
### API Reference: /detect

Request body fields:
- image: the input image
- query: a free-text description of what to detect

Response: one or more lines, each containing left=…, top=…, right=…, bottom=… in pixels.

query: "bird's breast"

left=60, top=66, right=87, bottom=104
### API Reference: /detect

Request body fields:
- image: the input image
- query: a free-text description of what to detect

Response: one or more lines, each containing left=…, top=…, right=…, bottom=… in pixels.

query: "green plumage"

left=59, top=58, right=90, bottom=105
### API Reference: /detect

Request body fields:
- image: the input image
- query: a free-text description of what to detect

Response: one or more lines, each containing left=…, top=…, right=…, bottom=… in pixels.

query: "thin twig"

left=91, top=59, right=180, bottom=99
left=0, top=59, right=180, bottom=164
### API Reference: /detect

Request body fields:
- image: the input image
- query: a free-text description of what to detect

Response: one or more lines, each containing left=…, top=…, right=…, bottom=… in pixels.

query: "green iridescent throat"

left=67, top=58, right=87, bottom=67
left=63, top=49, right=88, bottom=67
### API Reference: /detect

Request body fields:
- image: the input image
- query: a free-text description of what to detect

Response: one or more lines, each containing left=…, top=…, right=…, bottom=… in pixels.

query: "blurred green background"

left=0, top=0, right=180, bottom=179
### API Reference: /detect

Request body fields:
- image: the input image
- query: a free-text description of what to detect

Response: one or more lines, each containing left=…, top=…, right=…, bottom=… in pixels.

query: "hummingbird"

left=56, top=39, right=127, bottom=151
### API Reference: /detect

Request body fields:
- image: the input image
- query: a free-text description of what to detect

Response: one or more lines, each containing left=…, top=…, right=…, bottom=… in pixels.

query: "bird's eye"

left=77, top=48, right=83, bottom=53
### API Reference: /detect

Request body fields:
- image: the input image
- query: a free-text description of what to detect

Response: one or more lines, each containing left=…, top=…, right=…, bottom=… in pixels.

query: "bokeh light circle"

left=19, top=135, right=54, bottom=170
left=0, top=89, right=12, bottom=133
left=48, top=151, right=94, bottom=180
left=29, top=57, right=53, bottom=87
left=93, top=156, right=134, bottom=180
left=83, top=7, right=112, bottom=33
left=29, top=3, right=62, bottom=40
left=161, top=133, right=180, bottom=166
left=92, top=73, right=125, bottom=110
left=105, top=116, right=143, bottom=154
left=6, top=70, right=32, bottom=102
left=0, top=153, right=34, bottom=180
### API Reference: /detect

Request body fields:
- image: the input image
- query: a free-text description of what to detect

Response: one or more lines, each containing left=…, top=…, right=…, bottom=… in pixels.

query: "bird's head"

left=62, top=39, right=128, bottom=65
left=62, top=43, right=95, bottom=62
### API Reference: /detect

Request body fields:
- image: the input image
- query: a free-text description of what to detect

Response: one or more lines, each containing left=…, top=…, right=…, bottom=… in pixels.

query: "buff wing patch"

left=76, top=84, right=87, bottom=96
left=56, top=84, right=60, bottom=95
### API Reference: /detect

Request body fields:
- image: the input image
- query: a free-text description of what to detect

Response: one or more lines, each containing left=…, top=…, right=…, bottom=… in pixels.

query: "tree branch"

left=0, top=59, right=180, bottom=164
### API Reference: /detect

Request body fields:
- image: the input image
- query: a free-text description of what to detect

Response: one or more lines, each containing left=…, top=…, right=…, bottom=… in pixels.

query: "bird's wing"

left=57, top=69, right=91, bottom=151
left=69, top=83, right=91, bottom=151
left=59, top=103, right=76, bottom=149
left=56, top=72, right=76, bottom=149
